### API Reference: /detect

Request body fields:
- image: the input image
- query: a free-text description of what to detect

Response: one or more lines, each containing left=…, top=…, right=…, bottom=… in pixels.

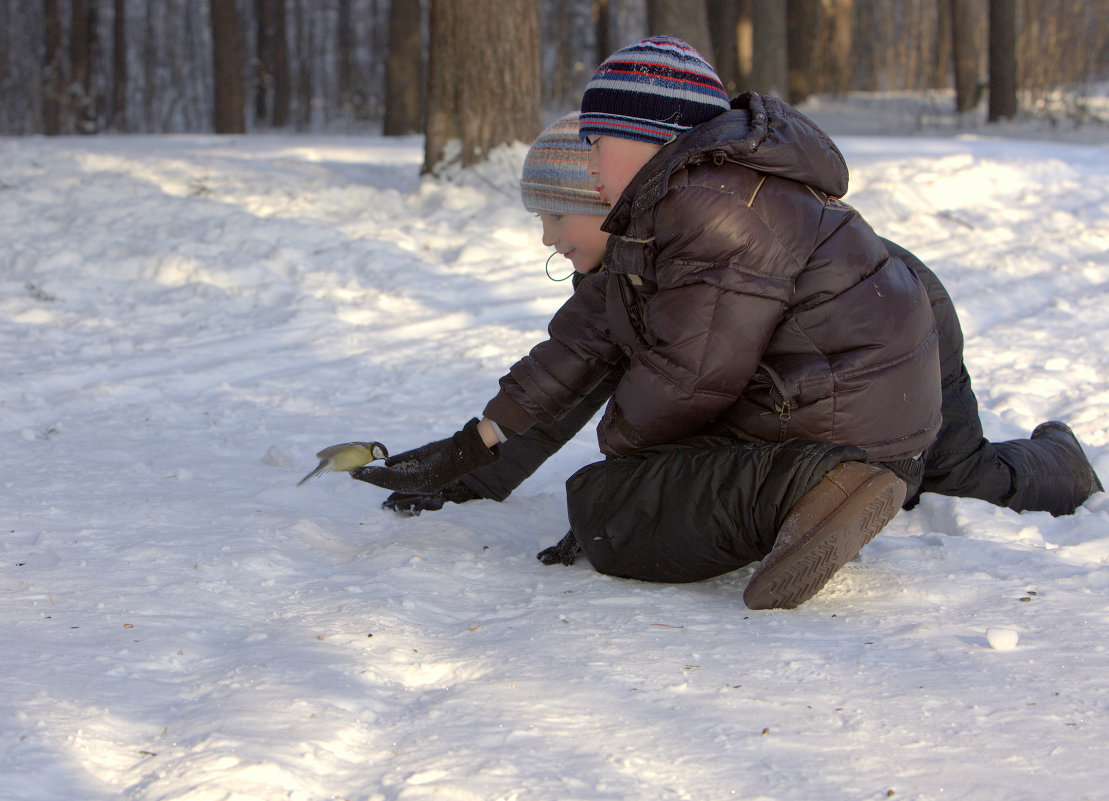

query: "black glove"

left=381, top=481, right=482, bottom=517
left=537, top=530, right=581, bottom=566
left=352, top=418, right=497, bottom=495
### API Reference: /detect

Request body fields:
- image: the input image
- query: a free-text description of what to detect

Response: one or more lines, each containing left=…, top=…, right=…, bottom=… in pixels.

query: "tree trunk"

left=112, top=0, right=128, bottom=130
left=826, top=0, right=854, bottom=95
left=749, top=0, right=788, bottom=99
left=255, top=0, right=290, bottom=128
left=928, top=0, right=952, bottom=89
left=988, top=0, right=1017, bottom=121
left=646, top=0, right=715, bottom=63
left=596, top=0, right=612, bottom=65
left=0, top=3, right=8, bottom=131
left=43, top=0, right=63, bottom=135
left=546, top=1, right=576, bottom=110
left=424, top=0, right=541, bottom=173
left=292, top=0, right=312, bottom=130
left=384, top=0, right=423, bottom=135
left=209, top=0, right=246, bottom=133
left=707, top=0, right=741, bottom=95
left=788, top=0, right=820, bottom=104
left=736, top=0, right=754, bottom=90
left=337, top=0, right=369, bottom=120
left=71, top=0, right=100, bottom=132
left=950, top=0, right=979, bottom=113
left=71, top=0, right=89, bottom=121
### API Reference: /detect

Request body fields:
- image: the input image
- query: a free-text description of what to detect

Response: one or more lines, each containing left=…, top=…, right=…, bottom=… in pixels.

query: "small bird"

left=297, top=441, right=389, bottom=486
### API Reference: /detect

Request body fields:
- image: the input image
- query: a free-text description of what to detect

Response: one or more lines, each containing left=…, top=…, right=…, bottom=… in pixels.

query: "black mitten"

left=381, top=481, right=481, bottom=517
left=352, top=418, right=497, bottom=494
left=537, top=530, right=581, bottom=566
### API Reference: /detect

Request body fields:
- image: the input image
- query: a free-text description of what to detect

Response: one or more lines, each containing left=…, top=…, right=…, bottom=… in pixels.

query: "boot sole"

left=743, top=464, right=907, bottom=610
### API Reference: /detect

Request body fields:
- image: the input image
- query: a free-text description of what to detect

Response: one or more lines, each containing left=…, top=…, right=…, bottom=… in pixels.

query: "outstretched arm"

left=351, top=418, right=499, bottom=494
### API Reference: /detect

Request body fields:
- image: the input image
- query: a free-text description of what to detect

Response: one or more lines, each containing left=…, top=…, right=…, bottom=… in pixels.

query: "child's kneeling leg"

left=565, top=437, right=865, bottom=584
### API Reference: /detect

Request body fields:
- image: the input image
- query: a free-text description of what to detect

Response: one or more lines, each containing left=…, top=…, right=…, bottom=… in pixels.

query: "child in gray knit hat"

left=379, top=113, right=620, bottom=516
left=520, top=112, right=611, bottom=277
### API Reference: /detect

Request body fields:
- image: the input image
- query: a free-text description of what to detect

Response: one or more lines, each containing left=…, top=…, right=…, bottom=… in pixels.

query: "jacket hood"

left=606, top=92, right=850, bottom=231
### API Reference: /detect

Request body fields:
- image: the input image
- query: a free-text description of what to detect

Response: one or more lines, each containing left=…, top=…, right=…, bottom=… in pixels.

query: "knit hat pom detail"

left=579, top=35, right=730, bottom=146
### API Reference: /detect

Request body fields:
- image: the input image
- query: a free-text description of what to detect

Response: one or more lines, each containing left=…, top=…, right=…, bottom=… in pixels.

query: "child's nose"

left=541, top=221, right=557, bottom=247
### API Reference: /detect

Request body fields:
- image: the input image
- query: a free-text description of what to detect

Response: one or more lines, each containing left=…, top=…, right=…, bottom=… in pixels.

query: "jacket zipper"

left=757, top=360, right=795, bottom=440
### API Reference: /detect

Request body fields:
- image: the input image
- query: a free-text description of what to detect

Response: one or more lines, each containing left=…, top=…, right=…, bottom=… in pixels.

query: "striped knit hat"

left=579, top=35, right=730, bottom=146
left=520, top=113, right=610, bottom=216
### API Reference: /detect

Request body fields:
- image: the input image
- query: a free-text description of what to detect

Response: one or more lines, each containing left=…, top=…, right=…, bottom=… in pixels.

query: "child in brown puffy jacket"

left=355, top=38, right=1101, bottom=610
left=384, top=114, right=1100, bottom=524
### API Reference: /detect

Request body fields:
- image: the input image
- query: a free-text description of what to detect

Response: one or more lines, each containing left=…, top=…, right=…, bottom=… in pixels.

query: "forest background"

left=2, top=0, right=1107, bottom=171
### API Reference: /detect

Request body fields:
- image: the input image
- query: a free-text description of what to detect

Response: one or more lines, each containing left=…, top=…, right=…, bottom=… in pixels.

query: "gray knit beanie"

left=521, top=113, right=610, bottom=216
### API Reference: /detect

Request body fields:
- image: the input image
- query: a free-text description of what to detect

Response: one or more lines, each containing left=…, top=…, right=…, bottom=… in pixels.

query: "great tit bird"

left=297, top=441, right=388, bottom=486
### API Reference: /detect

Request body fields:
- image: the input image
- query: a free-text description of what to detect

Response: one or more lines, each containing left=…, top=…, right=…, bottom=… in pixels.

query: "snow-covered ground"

left=1, top=110, right=1107, bottom=801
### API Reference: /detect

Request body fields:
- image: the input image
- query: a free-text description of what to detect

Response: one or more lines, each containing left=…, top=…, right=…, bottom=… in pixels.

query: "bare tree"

left=543, top=0, right=592, bottom=111
left=950, top=0, right=980, bottom=113
left=112, top=0, right=127, bottom=130
left=291, top=0, right=312, bottom=129
left=43, top=0, right=63, bottom=135
left=337, top=0, right=354, bottom=116
left=70, top=0, right=97, bottom=132
left=0, top=3, right=8, bottom=131
left=596, top=0, right=613, bottom=63
left=988, top=0, right=1017, bottom=121
left=735, top=0, right=754, bottom=90
left=646, top=0, right=714, bottom=63
left=424, top=0, right=541, bottom=173
left=825, top=0, right=854, bottom=95
left=928, top=0, right=953, bottom=89
left=336, top=0, right=372, bottom=121
left=749, top=0, right=788, bottom=99
left=788, top=0, right=820, bottom=104
left=255, top=0, right=290, bottom=128
left=10, top=0, right=1109, bottom=137
left=384, top=0, right=423, bottom=135
left=209, top=0, right=246, bottom=133
left=707, top=0, right=741, bottom=95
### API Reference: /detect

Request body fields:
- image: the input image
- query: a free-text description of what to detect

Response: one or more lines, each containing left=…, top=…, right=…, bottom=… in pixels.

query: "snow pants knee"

left=564, top=437, right=869, bottom=584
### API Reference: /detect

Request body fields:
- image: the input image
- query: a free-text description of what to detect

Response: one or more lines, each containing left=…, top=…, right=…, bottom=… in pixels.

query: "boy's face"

left=587, top=136, right=662, bottom=205
left=538, top=211, right=610, bottom=274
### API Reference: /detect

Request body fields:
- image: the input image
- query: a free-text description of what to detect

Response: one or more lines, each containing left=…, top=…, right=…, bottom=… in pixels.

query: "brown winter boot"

left=743, top=461, right=907, bottom=610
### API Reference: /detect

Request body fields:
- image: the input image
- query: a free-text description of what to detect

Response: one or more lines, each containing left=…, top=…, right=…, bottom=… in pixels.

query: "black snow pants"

left=888, top=239, right=1096, bottom=515
left=563, top=436, right=921, bottom=584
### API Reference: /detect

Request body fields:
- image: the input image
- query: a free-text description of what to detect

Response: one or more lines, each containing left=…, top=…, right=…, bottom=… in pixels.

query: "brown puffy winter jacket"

left=485, top=92, right=942, bottom=462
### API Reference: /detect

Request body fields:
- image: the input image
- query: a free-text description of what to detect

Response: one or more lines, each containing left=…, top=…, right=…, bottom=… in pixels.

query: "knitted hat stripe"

left=577, top=113, right=686, bottom=139
left=520, top=112, right=609, bottom=216
left=521, top=186, right=607, bottom=205
left=622, top=37, right=702, bottom=60
left=525, top=144, right=591, bottom=181
left=526, top=165, right=589, bottom=181
left=578, top=35, right=730, bottom=147
left=585, top=75, right=729, bottom=106
left=527, top=143, right=588, bottom=162
left=594, top=62, right=731, bottom=102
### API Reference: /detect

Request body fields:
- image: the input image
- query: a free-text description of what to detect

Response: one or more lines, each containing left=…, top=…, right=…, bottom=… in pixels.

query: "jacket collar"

left=602, top=92, right=850, bottom=235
